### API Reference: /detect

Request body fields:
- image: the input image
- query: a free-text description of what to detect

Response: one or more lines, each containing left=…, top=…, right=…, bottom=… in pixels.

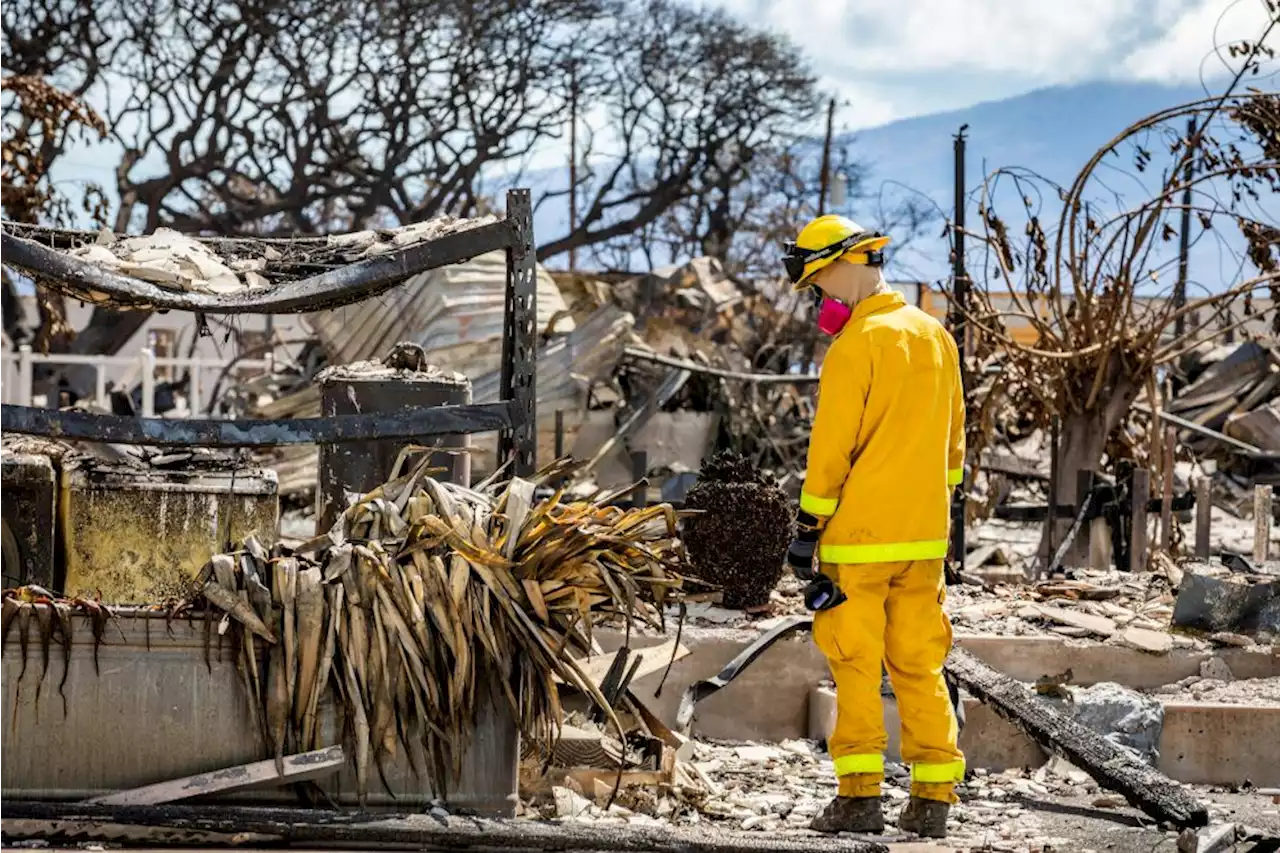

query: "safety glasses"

left=781, top=231, right=885, bottom=285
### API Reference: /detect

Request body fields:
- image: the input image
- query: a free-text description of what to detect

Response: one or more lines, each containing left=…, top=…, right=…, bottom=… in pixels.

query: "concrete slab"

left=598, top=627, right=1278, bottom=742
left=598, top=626, right=1278, bottom=787
left=600, top=630, right=831, bottom=743
left=1158, top=703, right=1280, bottom=786
left=810, top=685, right=1280, bottom=787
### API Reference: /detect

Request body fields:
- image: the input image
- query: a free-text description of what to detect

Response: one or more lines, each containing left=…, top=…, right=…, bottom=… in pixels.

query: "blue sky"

left=712, top=0, right=1272, bottom=134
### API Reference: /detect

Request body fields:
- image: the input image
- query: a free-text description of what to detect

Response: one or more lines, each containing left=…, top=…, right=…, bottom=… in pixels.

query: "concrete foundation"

left=808, top=686, right=1280, bottom=787
left=60, top=459, right=279, bottom=603
left=596, top=626, right=1279, bottom=787
left=598, top=627, right=1279, bottom=742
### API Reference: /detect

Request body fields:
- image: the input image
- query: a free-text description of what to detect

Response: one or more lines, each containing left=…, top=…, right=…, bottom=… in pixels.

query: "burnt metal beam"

left=499, top=189, right=537, bottom=477
left=0, top=402, right=513, bottom=447
left=0, top=220, right=516, bottom=315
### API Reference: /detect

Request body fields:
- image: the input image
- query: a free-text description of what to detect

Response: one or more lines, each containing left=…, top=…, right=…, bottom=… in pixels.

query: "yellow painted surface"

left=60, top=461, right=278, bottom=603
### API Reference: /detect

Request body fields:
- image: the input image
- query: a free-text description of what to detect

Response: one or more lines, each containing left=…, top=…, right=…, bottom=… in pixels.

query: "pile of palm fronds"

left=195, top=453, right=688, bottom=804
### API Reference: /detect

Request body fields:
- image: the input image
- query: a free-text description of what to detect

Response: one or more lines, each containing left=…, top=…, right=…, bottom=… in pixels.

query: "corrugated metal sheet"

left=306, top=251, right=574, bottom=370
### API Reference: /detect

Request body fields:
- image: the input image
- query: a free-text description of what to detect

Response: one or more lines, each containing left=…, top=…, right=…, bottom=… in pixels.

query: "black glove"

left=803, top=573, right=847, bottom=611
left=786, top=509, right=822, bottom=582
left=787, top=537, right=817, bottom=581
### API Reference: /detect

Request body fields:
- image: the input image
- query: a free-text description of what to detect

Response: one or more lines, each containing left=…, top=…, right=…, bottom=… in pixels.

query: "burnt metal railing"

left=0, top=190, right=538, bottom=475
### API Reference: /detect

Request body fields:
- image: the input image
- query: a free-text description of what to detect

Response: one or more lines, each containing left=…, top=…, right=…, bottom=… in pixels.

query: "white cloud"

left=1121, top=0, right=1277, bottom=83
left=713, top=0, right=1271, bottom=125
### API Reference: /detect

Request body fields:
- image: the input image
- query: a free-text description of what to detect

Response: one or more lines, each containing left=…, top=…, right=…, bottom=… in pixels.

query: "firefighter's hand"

left=786, top=537, right=817, bottom=582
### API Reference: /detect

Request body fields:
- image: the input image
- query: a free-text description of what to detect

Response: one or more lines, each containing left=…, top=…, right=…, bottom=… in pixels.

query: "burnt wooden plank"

left=946, top=648, right=1208, bottom=828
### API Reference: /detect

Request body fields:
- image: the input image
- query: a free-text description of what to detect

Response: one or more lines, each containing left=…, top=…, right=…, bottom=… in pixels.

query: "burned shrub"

left=682, top=451, right=793, bottom=610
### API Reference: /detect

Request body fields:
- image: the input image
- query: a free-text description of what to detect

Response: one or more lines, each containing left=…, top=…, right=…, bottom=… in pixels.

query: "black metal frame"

left=0, top=190, right=538, bottom=476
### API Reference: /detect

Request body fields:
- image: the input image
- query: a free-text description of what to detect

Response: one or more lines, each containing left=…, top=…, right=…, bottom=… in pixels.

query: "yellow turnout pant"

left=812, top=559, right=964, bottom=803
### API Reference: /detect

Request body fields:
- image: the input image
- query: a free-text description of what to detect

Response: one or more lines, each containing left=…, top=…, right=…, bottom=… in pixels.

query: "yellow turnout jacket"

left=799, top=290, right=965, bottom=564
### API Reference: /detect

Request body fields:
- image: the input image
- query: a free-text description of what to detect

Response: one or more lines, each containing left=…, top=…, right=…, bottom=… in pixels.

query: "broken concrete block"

left=1171, top=571, right=1280, bottom=636
left=554, top=785, right=596, bottom=819
left=1046, top=682, right=1164, bottom=765
left=1116, top=626, right=1173, bottom=655
left=1078, top=683, right=1165, bottom=764
left=1198, top=657, right=1235, bottom=681
left=732, top=745, right=782, bottom=763
left=1033, top=604, right=1117, bottom=637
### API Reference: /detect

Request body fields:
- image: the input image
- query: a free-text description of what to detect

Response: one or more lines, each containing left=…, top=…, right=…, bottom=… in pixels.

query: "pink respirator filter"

left=817, top=297, right=852, bottom=335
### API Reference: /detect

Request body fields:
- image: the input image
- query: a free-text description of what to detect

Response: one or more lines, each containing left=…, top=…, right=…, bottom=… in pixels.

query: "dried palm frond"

left=192, top=452, right=688, bottom=805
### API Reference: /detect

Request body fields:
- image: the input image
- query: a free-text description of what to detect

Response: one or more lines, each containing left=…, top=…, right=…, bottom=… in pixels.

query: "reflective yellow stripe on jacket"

left=819, top=539, right=949, bottom=565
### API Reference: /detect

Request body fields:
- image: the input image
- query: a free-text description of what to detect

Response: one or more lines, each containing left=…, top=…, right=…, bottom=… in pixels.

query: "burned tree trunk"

left=1037, top=359, right=1141, bottom=569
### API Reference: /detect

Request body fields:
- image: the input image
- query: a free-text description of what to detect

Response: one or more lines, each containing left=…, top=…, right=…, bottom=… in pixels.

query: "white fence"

left=1, top=345, right=271, bottom=416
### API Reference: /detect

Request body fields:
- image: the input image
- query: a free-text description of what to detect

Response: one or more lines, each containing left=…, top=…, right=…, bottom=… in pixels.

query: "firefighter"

left=781, top=215, right=966, bottom=838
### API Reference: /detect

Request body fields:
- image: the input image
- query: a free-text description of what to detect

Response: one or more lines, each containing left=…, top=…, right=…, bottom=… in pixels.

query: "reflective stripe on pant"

left=813, top=558, right=965, bottom=804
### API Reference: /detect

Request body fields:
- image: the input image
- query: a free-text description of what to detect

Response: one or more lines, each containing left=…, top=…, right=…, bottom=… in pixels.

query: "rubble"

left=1045, top=682, right=1165, bottom=765
left=524, top=734, right=1269, bottom=851
left=1152, top=676, right=1280, bottom=706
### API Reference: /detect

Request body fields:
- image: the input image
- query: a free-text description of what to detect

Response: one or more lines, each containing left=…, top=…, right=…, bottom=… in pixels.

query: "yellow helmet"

left=782, top=215, right=891, bottom=291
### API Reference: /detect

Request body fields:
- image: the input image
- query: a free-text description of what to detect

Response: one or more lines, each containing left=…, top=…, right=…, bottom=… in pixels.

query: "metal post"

left=1254, top=485, right=1272, bottom=565
left=630, top=450, right=648, bottom=508
left=16, top=345, right=33, bottom=407
left=95, top=365, right=107, bottom=410
left=1161, top=427, right=1176, bottom=552
left=1130, top=468, right=1150, bottom=572
left=948, top=125, right=969, bottom=571
left=817, top=97, right=835, bottom=215
left=1174, top=118, right=1196, bottom=339
left=568, top=63, right=579, bottom=273
left=1046, top=415, right=1059, bottom=565
left=189, top=363, right=202, bottom=415
left=500, top=189, right=538, bottom=477
left=1195, top=478, right=1212, bottom=560
left=140, top=348, right=156, bottom=417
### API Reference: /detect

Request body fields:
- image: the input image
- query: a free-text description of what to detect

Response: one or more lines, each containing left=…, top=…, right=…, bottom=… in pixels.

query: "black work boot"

left=897, top=796, right=950, bottom=838
left=810, top=796, right=885, bottom=834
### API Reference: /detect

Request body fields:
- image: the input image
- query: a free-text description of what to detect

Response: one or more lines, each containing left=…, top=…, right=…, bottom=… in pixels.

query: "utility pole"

left=817, top=97, right=835, bottom=215
left=567, top=62, right=579, bottom=273
left=1174, top=117, right=1196, bottom=338
left=950, top=124, right=969, bottom=573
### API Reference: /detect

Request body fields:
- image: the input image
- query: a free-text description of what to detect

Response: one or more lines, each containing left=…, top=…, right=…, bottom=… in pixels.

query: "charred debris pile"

left=211, top=255, right=827, bottom=508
